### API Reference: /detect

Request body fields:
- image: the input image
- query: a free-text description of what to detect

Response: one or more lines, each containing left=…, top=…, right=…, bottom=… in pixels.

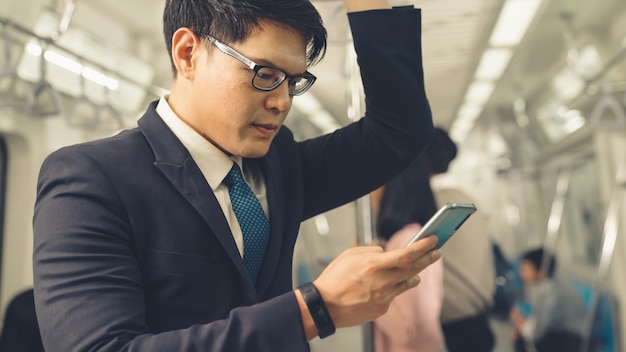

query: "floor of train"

left=310, top=317, right=516, bottom=352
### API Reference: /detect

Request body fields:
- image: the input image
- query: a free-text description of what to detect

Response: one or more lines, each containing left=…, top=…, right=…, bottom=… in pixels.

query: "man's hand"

left=312, top=235, right=440, bottom=328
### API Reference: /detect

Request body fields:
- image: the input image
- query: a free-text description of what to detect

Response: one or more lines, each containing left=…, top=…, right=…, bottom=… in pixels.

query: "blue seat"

left=570, top=280, right=619, bottom=352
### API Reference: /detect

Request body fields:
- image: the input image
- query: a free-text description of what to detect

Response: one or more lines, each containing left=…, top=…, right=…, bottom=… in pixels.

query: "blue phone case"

left=405, top=202, right=477, bottom=248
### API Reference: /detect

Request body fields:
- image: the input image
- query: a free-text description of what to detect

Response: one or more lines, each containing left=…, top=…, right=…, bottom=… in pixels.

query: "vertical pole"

left=579, top=162, right=625, bottom=352
left=344, top=28, right=375, bottom=352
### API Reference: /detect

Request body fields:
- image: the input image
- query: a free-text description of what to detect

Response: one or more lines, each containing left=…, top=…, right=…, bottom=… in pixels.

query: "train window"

left=15, top=9, right=154, bottom=113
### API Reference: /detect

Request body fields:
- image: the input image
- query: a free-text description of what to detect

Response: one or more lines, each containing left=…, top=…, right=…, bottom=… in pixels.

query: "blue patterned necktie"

left=223, top=163, right=270, bottom=283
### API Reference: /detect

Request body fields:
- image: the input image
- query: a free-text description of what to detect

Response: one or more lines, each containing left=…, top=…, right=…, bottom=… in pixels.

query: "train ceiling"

left=3, top=0, right=626, bottom=141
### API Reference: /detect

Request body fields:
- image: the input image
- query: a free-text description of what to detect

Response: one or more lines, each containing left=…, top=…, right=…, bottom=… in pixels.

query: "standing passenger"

left=32, top=1, right=440, bottom=351
left=422, top=127, right=496, bottom=352
left=372, top=157, right=445, bottom=352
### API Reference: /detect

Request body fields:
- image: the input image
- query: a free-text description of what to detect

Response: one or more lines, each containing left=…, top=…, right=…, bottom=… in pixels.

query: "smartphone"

left=405, top=202, right=477, bottom=248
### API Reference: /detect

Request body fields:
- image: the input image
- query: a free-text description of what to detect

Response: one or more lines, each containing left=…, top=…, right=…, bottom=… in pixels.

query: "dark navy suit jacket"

left=33, top=8, right=432, bottom=352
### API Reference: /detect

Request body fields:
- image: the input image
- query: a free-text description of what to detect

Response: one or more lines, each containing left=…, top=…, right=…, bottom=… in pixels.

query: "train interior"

left=0, top=0, right=625, bottom=351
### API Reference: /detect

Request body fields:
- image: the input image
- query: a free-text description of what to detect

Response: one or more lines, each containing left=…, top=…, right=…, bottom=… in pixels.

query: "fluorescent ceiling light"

left=314, top=214, right=330, bottom=236
left=26, top=43, right=119, bottom=90
left=457, top=103, right=483, bottom=123
left=450, top=103, right=483, bottom=141
left=450, top=120, right=474, bottom=142
left=489, top=0, right=542, bottom=47
left=474, top=48, right=514, bottom=80
left=551, top=66, right=584, bottom=102
left=536, top=99, right=586, bottom=142
left=82, top=67, right=119, bottom=90
left=451, top=0, right=542, bottom=141
left=450, top=101, right=486, bottom=142
left=43, top=50, right=83, bottom=75
left=25, top=43, right=43, bottom=56
left=33, top=9, right=154, bottom=87
left=464, top=81, right=495, bottom=105
left=572, top=45, right=603, bottom=78
left=558, top=108, right=585, bottom=133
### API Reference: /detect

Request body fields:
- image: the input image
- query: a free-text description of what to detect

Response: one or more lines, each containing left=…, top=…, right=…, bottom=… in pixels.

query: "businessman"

left=33, top=0, right=436, bottom=351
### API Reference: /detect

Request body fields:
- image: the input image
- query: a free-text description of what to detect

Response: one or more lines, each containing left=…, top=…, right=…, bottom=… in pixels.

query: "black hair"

left=522, top=248, right=557, bottom=278
left=422, top=127, right=457, bottom=174
left=376, top=157, right=438, bottom=241
left=163, top=0, right=327, bottom=75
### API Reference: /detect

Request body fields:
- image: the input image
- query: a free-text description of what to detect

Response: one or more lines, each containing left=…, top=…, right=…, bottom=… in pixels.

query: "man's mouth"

left=251, top=123, right=278, bottom=137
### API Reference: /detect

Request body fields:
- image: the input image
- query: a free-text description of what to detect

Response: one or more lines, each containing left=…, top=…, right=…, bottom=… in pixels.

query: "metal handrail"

left=0, top=15, right=166, bottom=99
left=579, top=161, right=626, bottom=352
left=541, top=166, right=572, bottom=260
left=526, top=165, right=572, bottom=351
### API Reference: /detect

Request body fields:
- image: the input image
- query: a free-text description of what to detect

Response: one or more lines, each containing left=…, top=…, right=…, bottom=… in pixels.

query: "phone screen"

left=405, top=203, right=476, bottom=248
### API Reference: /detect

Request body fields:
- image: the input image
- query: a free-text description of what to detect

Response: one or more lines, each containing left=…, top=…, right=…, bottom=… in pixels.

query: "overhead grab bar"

left=65, top=60, right=99, bottom=128
left=94, top=70, right=124, bottom=132
left=0, top=21, right=33, bottom=110
left=0, top=14, right=166, bottom=99
left=588, top=83, right=626, bottom=129
left=50, top=0, right=75, bottom=41
left=28, top=40, right=62, bottom=117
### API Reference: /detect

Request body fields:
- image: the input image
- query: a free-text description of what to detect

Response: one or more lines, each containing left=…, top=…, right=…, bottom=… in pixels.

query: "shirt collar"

left=155, top=96, right=241, bottom=190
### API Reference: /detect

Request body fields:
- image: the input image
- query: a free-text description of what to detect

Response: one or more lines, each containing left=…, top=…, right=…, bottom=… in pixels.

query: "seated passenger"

left=0, top=288, right=44, bottom=352
left=509, top=248, right=587, bottom=352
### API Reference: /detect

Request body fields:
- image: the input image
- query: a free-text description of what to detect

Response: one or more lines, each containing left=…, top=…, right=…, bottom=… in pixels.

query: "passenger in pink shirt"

left=372, top=157, right=445, bottom=352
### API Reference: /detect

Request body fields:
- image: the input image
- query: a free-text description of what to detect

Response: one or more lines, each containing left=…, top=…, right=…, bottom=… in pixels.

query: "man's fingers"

left=415, top=248, right=442, bottom=270
left=406, top=234, right=439, bottom=254
left=379, top=234, right=438, bottom=266
left=388, top=275, right=421, bottom=298
left=367, top=247, right=441, bottom=297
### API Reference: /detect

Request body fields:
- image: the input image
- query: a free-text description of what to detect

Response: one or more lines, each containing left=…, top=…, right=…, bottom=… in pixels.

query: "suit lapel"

left=137, top=103, right=257, bottom=296
left=253, top=145, right=285, bottom=296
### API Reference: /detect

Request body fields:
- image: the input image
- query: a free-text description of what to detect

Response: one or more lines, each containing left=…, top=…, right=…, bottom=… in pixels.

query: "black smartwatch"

left=299, top=282, right=336, bottom=339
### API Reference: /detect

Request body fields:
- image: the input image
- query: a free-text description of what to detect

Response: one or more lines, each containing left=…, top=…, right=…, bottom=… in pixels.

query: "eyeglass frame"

left=197, top=33, right=317, bottom=96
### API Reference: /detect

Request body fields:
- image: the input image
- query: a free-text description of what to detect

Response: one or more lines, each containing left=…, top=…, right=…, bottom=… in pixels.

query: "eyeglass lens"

left=253, top=67, right=313, bottom=96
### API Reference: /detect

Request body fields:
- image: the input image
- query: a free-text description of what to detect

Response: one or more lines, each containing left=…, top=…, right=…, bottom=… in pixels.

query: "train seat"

left=570, top=279, right=620, bottom=352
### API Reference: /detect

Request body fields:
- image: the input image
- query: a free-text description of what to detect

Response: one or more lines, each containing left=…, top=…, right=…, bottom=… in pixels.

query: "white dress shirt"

left=155, top=96, right=269, bottom=257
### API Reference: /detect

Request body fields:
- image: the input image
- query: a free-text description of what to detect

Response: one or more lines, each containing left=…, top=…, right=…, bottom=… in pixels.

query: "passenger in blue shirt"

left=509, top=248, right=587, bottom=352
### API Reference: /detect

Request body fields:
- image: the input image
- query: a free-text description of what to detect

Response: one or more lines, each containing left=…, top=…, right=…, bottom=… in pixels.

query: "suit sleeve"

left=33, top=149, right=310, bottom=352
left=299, top=7, right=433, bottom=219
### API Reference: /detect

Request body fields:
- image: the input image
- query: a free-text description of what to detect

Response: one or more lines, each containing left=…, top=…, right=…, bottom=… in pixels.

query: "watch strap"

left=299, top=282, right=336, bottom=339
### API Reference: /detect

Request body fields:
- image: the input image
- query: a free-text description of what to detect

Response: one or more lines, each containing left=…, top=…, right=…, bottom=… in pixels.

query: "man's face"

left=519, top=259, right=539, bottom=283
left=171, top=22, right=308, bottom=158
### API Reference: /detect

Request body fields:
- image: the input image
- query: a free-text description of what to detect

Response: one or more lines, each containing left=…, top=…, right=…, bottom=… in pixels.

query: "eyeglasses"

left=199, top=33, right=316, bottom=96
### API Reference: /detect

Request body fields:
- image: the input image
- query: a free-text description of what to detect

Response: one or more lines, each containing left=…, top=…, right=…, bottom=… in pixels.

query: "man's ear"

left=171, top=28, right=202, bottom=81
